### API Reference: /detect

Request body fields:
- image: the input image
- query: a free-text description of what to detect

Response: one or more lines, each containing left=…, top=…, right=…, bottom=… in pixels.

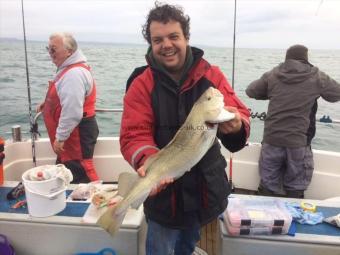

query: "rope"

left=248, top=110, right=340, bottom=124
left=248, top=109, right=267, bottom=121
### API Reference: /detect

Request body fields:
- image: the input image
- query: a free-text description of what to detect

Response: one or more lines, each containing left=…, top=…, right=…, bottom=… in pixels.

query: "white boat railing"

left=7, top=108, right=125, bottom=142
left=5, top=108, right=340, bottom=146
left=33, top=108, right=123, bottom=124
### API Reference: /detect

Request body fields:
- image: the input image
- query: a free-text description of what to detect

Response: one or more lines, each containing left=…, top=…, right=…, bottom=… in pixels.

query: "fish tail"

left=97, top=203, right=127, bottom=237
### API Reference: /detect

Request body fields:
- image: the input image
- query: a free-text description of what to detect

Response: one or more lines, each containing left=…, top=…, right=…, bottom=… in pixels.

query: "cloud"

left=1, top=0, right=340, bottom=49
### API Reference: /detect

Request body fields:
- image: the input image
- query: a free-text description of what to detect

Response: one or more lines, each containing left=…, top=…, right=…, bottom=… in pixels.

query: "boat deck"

left=197, top=218, right=218, bottom=255
left=197, top=188, right=256, bottom=255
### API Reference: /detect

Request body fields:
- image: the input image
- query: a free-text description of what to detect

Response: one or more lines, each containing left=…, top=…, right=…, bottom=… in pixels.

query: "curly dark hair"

left=142, top=2, right=190, bottom=44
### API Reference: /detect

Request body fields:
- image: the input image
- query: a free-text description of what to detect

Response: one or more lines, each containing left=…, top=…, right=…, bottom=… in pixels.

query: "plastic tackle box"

left=223, top=197, right=292, bottom=235
left=223, top=212, right=287, bottom=236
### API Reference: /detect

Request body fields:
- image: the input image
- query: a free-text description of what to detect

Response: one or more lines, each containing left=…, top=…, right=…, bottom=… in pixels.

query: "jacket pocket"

left=144, top=184, right=175, bottom=218
left=201, top=156, right=230, bottom=208
left=303, top=146, right=314, bottom=183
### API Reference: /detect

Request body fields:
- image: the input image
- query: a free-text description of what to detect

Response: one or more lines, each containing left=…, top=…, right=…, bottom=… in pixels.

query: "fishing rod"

left=229, top=0, right=237, bottom=192
left=315, top=0, right=324, bottom=16
left=231, top=0, right=237, bottom=90
left=21, top=0, right=37, bottom=166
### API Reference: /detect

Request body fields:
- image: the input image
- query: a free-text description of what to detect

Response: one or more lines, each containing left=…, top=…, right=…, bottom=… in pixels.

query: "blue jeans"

left=146, top=219, right=200, bottom=255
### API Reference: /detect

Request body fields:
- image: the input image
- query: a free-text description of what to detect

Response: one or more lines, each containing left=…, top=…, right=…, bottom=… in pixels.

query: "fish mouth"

left=205, top=122, right=217, bottom=128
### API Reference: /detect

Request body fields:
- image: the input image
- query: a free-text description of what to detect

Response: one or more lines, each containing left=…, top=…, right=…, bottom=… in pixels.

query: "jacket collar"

left=146, top=46, right=210, bottom=91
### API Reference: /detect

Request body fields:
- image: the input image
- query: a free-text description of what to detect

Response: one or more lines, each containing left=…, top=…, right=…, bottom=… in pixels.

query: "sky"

left=1, top=0, right=340, bottom=49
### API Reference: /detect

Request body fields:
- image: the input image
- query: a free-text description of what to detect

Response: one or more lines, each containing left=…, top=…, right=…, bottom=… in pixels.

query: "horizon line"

left=1, top=37, right=340, bottom=51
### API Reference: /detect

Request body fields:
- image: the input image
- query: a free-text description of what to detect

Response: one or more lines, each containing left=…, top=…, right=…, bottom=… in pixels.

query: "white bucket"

left=22, top=165, right=67, bottom=217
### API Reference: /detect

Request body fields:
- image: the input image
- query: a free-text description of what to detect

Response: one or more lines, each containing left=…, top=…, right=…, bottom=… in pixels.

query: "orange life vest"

left=43, top=63, right=96, bottom=161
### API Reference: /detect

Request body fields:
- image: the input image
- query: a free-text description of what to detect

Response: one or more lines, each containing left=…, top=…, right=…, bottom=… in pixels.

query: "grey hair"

left=49, top=32, right=78, bottom=52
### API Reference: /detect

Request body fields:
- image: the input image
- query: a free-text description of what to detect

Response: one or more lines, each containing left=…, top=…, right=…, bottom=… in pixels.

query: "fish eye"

left=207, top=97, right=211, bottom=100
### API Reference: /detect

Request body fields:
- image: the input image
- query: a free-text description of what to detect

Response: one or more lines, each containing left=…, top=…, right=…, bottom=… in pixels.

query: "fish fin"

left=117, top=172, right=139, bottom=197
left=97, top=204, right=126, bottom=237
left=209, top=109, right=235, bottom=123
left=107, top=208, right=126, bottom=237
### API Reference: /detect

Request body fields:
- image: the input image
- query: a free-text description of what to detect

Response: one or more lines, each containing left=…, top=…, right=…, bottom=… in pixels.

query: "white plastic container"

left=22, top=165, right=67, bottom=217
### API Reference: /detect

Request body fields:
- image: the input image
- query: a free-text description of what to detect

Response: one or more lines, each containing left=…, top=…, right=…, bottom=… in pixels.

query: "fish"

left=97, top=87, right=235, bottom=236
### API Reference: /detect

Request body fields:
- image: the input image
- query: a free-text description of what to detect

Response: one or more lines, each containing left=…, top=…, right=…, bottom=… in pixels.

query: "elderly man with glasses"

left=37, top=32, right=99, bottom=183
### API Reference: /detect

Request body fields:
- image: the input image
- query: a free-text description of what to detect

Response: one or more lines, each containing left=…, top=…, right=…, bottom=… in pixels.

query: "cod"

left=97, top=87, right=235, bottom=236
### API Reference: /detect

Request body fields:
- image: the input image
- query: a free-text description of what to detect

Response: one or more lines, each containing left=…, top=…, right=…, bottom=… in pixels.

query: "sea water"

left=1, top=40, right=340, bottom=151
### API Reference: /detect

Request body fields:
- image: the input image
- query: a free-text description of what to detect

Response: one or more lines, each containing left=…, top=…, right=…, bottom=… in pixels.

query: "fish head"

left=195, top=87, right=234, bottom=123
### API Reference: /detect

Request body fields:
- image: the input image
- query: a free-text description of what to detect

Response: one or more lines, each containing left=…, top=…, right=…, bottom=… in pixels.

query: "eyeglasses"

left=45, top=46, right=56, bottom=54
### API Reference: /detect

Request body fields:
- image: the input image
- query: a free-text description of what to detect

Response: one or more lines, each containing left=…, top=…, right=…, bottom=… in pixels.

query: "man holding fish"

left=104, top=3, right=250, bottom=255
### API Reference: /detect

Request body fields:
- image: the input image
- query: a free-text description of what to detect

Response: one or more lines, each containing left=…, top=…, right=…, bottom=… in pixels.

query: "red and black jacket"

left=120, top=47, right=250, bottom=228
left=43, top=63, right=97, bottom=162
